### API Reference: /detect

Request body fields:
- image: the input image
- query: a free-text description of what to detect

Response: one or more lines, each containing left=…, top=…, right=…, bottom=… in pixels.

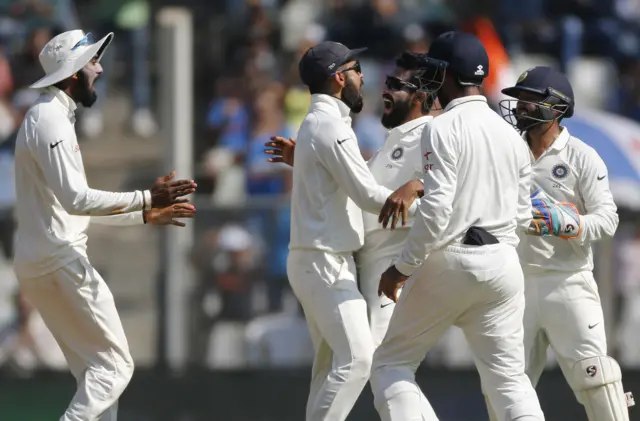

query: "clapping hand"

left=264, top=136, right=296, bottom=166
left=150, top=171, right=197, bottom=208
left=144, top=203, right=196, bottom=227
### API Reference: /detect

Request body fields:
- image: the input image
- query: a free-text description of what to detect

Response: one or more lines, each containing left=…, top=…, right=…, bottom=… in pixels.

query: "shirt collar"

left=396, top=115, right=432, bottom=133
left=309, top=93, right=352, bottom=123
left=443, top=95, right=487, bottom=112
left=45, top=86, right=77, bottom=121
left=551, top=126, right=571, bottom=150
left=388, top=115, right=432, bottom=138
left=523, top=126, right=571, bottom=155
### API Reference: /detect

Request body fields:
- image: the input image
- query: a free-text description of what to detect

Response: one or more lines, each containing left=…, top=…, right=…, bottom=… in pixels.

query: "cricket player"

left=282, top=41, right=425, bottom=421
left=357, top=52, right=440, bottom=348
left=14, top=30, right=197, bottom=421
left=483, top=65, right=634, bottom=421
left=371, top=31, right=545, bottom=421
left=267, top=51, right=438, bottom=347
left=266, top=50, right=441, bottom=420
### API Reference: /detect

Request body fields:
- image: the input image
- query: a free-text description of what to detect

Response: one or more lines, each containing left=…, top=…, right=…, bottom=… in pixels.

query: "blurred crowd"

left=1, top=0, right=640, bottom=373
left=197, top=0, right=640, bottom=203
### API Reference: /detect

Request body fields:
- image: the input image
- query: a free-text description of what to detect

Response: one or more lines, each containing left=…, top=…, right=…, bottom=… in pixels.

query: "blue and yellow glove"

left=527, top=189, right=582, bottom=239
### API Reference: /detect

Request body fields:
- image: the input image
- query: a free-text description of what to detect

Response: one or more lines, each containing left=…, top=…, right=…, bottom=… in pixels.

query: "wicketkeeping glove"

left=527, top=192, right=582, bottom=239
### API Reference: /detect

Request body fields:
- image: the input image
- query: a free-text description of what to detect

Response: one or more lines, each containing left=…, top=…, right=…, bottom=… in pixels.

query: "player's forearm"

left=517, top=162, right=533, bottom=232
left=405, top=179, right=424, bottom=213
left=517, top=200, right=533, bottom=233
left=61, top=188, right=150, bottom=216
left=40, top=142, right=152, bottom=216
left=359, top=180, right=422, bottom=217
left=394, top=200, right=450, bottom=276
left=90, top=211, right=145, bottom=226
left=579, top=209, right=619, bottom=243
left=347, top=181, right=394, bottom=215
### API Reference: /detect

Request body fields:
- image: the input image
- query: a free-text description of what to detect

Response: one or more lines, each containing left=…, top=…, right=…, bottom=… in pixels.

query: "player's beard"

left=381, top=96, right=412, bottom=129
left=73, top=69, right=98, bottom=108
left=342, top=77, right=364, bottom=114
left=515, top=106, right=547, bottom=132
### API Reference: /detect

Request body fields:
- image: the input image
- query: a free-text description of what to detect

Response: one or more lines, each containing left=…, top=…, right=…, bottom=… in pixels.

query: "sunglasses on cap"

left=331, top=61, right=361, bottom=76
left=71, top=32, right=95, bottom=52
left=385, top=75, right=418, bottom=92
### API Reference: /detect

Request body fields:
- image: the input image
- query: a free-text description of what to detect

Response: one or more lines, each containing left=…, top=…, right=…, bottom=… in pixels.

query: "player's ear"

left=333, top=71, right=347, bottom=89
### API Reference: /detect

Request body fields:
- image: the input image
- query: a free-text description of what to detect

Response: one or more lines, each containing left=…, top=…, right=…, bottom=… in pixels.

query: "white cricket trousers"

left=370, top=243, right=545, bottom=421
left=287, top=249, right=375, bottom=421
left=356, top=229, right=408, bottom=347
left=485, top=270, right=630, bottom=421
left=18, top=257, right=134, bottom=421
left=356, top=230, right=439, bottom=421
left=523, top=270, right=608, bottom=387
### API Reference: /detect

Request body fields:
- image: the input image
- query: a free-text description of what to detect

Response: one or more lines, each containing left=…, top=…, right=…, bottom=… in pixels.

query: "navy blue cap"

left=298, top=41, right=367, bottom=87
left=427, top=31, right=489, bottom=85
left=502, top=66, right=574, bottom=107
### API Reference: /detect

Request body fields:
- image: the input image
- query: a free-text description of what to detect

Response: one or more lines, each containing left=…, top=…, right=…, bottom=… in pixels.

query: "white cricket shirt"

left=395, top=96, right=533, bottom=276
left=289, top=94, right=417, bottom=253
left=358, top=115, right=431, bottom=259
left=13, top=87, right=149, bottom=278
left=518, top=127, right=619, bottom=273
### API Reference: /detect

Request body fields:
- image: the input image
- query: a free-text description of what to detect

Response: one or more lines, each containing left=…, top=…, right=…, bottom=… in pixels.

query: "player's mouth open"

left=383, top=95, right=393, bottom=113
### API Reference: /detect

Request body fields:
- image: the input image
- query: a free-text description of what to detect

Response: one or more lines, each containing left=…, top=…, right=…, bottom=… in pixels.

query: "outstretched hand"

left=150, top=171, right=197, bottom=208
left=264, top=136, right=296, bottom=167
left=144, top=203, right=196, bottom=227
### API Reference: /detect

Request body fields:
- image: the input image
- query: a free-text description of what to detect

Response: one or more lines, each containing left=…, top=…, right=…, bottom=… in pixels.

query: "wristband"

left=142, top=190, right=152, bottom=211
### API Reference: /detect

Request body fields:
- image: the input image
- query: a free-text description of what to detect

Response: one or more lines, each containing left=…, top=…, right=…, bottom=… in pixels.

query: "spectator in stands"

left=81, top=0, right=157, bottom=138
left=245, top=81, right=292, bottom=196
left=281, top=24, right=324, bottom=132
left=201, top=74, right=251, bottom=205
left=9, top=25, right=54, bottom=91
left=191, top=223, right=263, bottom=367
left=205, top=75, right=251, bottom=159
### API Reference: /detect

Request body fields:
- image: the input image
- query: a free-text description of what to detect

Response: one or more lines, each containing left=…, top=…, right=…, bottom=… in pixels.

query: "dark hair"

left=395, top=51, right=432, bottom=91
left=308, top=79, right=331, bottom=95
left=395, top=51, right=426, bottom=72
left=395, top=51, right=435, bottom=112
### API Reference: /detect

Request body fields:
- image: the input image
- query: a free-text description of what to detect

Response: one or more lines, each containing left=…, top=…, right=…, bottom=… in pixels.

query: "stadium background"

left=1, top=0, right=640, bottom=420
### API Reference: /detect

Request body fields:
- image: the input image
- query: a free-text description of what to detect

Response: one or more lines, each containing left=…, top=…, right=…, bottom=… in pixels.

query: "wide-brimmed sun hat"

left=30, top=30, right=114, bottom=89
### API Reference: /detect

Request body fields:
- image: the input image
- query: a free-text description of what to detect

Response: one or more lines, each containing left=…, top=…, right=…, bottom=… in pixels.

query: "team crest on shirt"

left=390, top=147, right=403, bottom=161
left=551, top=163, right=569, bottom=180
